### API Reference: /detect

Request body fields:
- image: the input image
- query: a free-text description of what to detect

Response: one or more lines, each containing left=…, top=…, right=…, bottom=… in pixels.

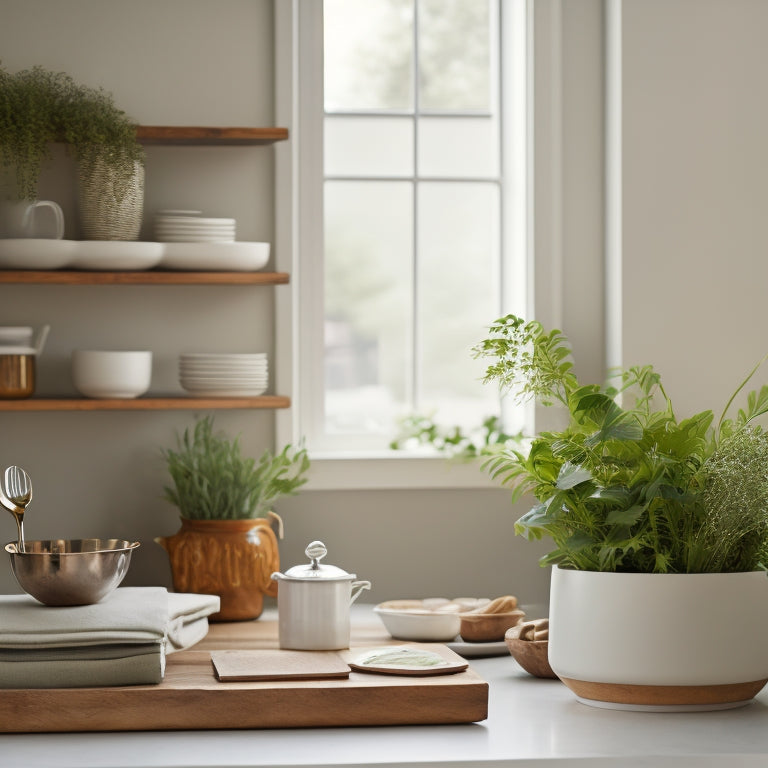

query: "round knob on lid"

left=305, top=540, right=327, bottom=569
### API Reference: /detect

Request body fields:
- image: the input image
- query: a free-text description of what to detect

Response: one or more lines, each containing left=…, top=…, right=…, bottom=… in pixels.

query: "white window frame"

left=274, top=0, right=563, bottom=490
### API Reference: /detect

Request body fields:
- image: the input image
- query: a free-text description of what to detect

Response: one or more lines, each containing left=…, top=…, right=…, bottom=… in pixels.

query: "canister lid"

left=282, top=540, right=356, bottom=581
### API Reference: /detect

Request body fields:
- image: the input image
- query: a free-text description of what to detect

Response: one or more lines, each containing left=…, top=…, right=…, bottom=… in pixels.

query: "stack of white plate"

left=179, top=353, right=268, bottom=396
left=155, top=210, right=236, bottom=243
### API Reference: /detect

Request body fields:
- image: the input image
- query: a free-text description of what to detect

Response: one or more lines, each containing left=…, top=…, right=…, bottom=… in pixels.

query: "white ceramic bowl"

left=374, top=600, right=461, bottom=642
left=71, top=350, right=152, bottom=399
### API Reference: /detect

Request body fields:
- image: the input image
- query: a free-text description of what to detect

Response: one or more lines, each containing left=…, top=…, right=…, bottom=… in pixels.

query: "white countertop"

left=2, top=607, right=768, bottom=768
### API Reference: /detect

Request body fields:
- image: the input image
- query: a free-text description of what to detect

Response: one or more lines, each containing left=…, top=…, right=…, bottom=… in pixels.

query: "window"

left=277, top=0, right=530, bottom=486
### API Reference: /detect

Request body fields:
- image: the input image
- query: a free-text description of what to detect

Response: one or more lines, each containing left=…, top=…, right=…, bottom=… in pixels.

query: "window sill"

left=303, top=451, right=505, bottom=491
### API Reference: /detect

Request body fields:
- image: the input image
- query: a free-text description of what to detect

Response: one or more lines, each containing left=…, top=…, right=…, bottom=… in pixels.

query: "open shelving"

left=0, top=124, right=292, bottom=413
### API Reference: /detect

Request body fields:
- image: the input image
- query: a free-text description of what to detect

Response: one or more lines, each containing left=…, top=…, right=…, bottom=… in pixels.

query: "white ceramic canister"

left=271, top=540, right=371, bottom=650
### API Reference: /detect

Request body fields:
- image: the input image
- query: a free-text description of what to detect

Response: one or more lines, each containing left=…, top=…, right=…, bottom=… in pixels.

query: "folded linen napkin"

left=0, top=643, right=165, bottom=688
left=0, top=587, right=170, bottom=648
left=166, top=591, right=220, bottom=654
left=0, top=587, right=220, bottom=687
left=0, top=587, right=220, bottom=650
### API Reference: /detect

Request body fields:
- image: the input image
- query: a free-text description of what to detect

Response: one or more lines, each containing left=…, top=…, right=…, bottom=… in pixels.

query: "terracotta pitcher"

left=156, top=517, right=280, bottom=621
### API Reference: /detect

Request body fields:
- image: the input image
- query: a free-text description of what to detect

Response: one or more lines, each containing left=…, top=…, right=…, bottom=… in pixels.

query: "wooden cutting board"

left=0, top=627, right=489, bottom=732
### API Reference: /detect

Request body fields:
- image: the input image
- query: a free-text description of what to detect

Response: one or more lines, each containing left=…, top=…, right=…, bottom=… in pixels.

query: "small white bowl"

left=374, top=600, right=461, bottom=642
left=71, top=350, right=152, bottom=399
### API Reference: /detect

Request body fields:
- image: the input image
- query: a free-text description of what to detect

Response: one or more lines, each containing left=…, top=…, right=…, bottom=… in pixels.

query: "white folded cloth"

left=166, top=591, right=221, bottom=654
left=0, top=587, right=170, bottom=648
left=0, top=587, right=220, bottom=687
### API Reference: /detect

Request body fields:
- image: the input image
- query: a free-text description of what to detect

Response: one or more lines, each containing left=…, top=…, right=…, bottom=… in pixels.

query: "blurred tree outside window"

left=310, top=0, right=526, bottom=454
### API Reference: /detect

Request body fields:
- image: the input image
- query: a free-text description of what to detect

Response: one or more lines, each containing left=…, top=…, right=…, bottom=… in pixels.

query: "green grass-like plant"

left=162, top=416, right=310, bottom=521
left=473, top=314, right=768, bottom=573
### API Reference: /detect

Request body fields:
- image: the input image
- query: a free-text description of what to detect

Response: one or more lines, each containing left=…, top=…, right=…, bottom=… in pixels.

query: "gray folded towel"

left=0, top=587, right=220, bottom=687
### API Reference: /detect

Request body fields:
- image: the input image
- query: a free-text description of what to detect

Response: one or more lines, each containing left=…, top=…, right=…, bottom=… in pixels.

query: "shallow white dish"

left=68, top=241, right=164, bottom=271
left=445, top=638, right=510, bottom=658
left=180, top=352, right=267, bottom=360
left=374, top=602, right=461, bottom=643
left=179, top=364, right=268, bottom=373
left=0, top=238, right=77, bottom=269
left=160, top=241, right=270, bottom=271
left=157, top=235, right=236, bottom=243
left=155, top=216, right=236, bottom=226
left=180, top=385, right=267, bottom=396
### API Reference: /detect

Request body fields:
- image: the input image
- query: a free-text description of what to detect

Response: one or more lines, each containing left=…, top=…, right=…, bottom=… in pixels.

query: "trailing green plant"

left=0, top=62, right=144, bottom=201
left=389, top=413, right=521, bottom=460
left=472, top=314, right=768, bottom=574
left=162, top=416, right=310, bottom=521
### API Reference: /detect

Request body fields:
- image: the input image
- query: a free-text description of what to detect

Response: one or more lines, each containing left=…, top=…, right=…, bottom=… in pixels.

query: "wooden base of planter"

left=561, top=677, right=768, bottom=710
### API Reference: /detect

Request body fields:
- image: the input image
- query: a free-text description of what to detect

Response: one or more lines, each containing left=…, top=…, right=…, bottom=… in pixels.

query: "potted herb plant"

left=473, top=314, right=768, bottom=710
left=157, top=416, right=310, bottom=621
left=0, top=62, right=145, bottom=238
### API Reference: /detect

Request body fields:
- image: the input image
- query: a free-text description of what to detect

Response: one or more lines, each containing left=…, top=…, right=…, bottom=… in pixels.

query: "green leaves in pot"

left=162, top=416, right=310, bottom=521
left=473, top=314, right=768, bottom=574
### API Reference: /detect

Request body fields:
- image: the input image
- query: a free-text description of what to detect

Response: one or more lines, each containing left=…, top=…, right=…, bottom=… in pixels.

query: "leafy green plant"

left=472, top=314, right=768, bottom=574
left=389, top=414, right=521, bottom=460
left=162, top=416, right=310, bottom=521
left=0, top=62, right=143, bottom=201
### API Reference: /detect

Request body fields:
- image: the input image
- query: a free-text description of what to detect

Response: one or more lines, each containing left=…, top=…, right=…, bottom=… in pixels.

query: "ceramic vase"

left=156, top=517, right=279, bottom=621
left=77, top=156, right=144, bottom=240
left=548, top=565, right=768, bottom=711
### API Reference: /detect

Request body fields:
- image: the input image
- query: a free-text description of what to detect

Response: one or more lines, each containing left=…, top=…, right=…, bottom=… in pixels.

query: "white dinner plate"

left=181, top=385, right=267, bottom=396
left=180, top=353, right=267, bottom=361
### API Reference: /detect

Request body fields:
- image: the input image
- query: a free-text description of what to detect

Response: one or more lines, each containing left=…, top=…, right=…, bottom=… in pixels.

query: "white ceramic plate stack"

left=179, top=352, right=268, bottom=396
left=154, top=210, right=236, bottom=243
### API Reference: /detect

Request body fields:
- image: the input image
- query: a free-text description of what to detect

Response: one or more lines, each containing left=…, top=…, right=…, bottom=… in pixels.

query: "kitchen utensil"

left=271, top=540, right=371, bottom=650
left=5, top=538, right=140, bottom=606
left=71, top=350, right=152, bottom=399
left=3, top=465, right=31, bottom=552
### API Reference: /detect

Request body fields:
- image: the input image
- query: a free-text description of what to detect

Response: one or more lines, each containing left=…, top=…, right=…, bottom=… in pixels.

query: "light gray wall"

left=7, top=0, right=759, bottom=613
left=621, top=0, right=768, bottom=417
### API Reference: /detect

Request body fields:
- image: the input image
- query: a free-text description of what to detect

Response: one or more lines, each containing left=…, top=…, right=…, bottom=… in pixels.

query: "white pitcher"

left=0, top=200, right=64, bottom=239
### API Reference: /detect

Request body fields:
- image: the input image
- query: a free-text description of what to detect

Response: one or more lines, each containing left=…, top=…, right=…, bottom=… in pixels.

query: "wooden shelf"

left=136, top=126, right=289, bottom=145
left=0, top=271, right=289, bottom=285
left=0, top=396, right=291, bottom=412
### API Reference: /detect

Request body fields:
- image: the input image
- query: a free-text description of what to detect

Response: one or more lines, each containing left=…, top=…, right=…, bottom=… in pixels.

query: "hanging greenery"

left=0, top=62, right=144, bottom=201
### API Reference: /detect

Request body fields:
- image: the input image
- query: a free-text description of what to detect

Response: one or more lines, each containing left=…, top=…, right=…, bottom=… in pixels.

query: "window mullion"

left=411, top=0, right=420, bottom=415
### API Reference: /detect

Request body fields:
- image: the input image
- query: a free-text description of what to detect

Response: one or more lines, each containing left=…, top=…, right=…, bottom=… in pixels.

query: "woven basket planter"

left=78, top=155, right=144, bottom=241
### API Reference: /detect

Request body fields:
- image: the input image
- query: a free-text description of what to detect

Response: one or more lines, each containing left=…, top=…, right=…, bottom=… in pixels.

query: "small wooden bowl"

left=504, top=623, right=557, bottom=679
left=459, top=609, right=525, bottom=642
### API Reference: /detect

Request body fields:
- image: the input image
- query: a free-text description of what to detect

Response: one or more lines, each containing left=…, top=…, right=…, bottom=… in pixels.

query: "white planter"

left=548, top=565, right=768, bottom=711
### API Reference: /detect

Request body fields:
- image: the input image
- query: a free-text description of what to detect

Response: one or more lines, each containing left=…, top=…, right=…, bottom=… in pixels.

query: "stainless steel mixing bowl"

left=5, top=538, right=140, bottom=606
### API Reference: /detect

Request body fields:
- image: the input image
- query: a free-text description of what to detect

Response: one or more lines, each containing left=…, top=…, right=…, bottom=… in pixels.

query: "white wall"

left=621, top=0, right=768, bottom=419
left=0, top=0, right=563, bottom=610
